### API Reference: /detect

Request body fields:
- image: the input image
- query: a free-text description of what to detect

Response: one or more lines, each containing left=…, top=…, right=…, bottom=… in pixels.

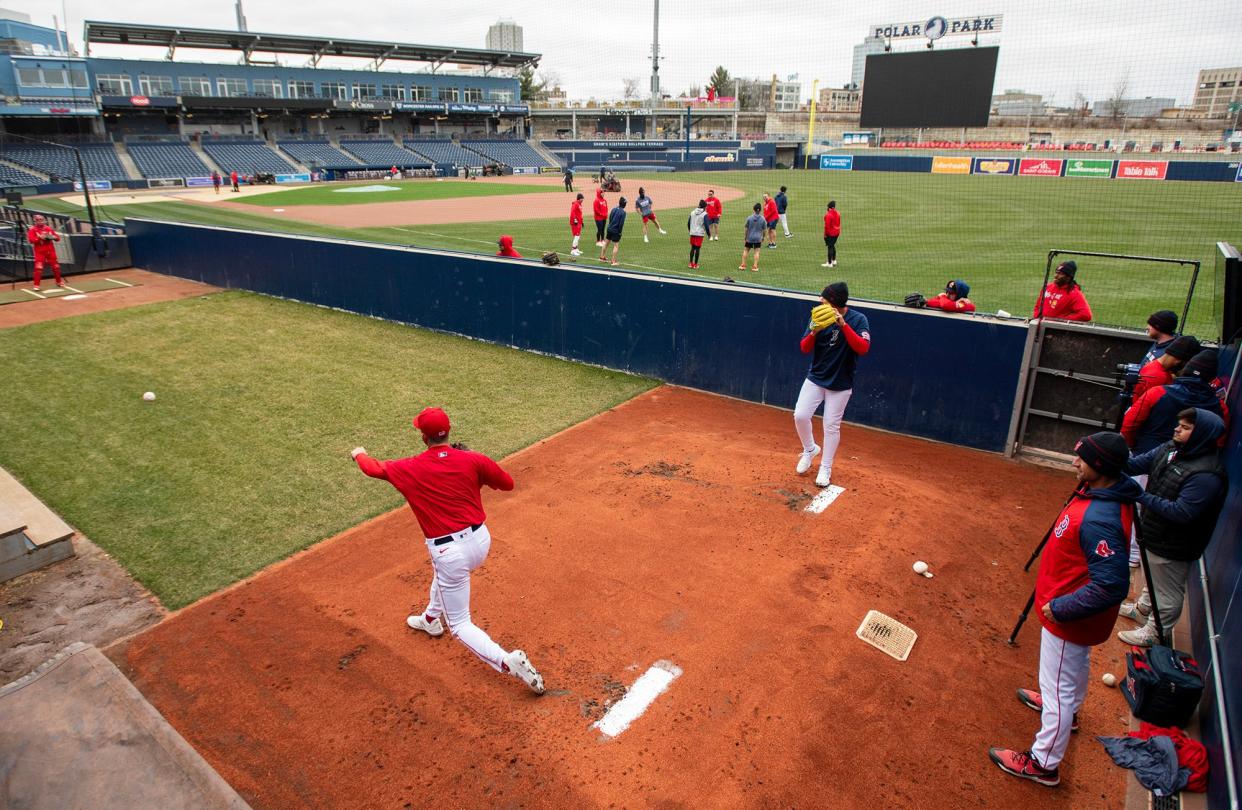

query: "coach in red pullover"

left=592, top=189, right=609, bottom=247
left=1033, top=260, right=1092, bottom=321
left=989, top=431, right=1141, bottom=786
left=496, top=234, right=521, bottom=258
left=27, top=214, right=62, bottom=290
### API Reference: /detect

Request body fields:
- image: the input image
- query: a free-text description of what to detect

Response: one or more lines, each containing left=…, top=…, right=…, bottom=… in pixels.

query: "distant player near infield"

left=350, top=407, right=545, bottom=694
left=634, top=187, right=667, bottom=242
left=740, top=203, right=766, bottom=273
left=775, top=186, right=792, bottom=238
left=600, top=196, right=627, bottom=266
left=705, top=189, right=723, bottom=241
left=687, top=199, right=708, bottom=269
left=569, top=193, right=585, bottom=256
left=27, top=214, right=62, bottom=291
left=593, top=188, right=609, bottom=247
left=762, top=193, right=780, bottom=248
left=821, top=201, right=841, bottom=268
left=794, top=282, right=871, bottom=487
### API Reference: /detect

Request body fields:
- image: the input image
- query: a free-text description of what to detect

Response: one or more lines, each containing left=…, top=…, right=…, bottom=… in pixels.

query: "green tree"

left=518, top=66, right=545, bottom=101
left=707, top=66, right=731, bottom=95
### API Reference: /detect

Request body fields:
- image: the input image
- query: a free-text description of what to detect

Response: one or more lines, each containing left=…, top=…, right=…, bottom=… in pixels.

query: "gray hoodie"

left=687, top=208, right=707, bottom=237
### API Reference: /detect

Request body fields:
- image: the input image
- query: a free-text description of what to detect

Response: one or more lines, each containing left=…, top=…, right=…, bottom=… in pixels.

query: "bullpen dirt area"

left=117, top=386, right=1136, bottom=808
left=211, top=175, right=747, bottom=228
left=0, top=269, right=217, bottom=330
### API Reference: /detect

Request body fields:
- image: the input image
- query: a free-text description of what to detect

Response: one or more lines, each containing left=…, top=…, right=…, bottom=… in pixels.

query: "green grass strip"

left=233, top=178, right=560, bottom=206
left=0, top=291, right=655, bottom=608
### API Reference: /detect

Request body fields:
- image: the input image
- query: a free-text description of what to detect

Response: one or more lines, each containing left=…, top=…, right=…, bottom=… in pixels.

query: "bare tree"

left=1105, top=72, right=1130, bottom=121
left=1071, top=90, right=1089, bottom=123
left=622, top=77, right=640, bottom=101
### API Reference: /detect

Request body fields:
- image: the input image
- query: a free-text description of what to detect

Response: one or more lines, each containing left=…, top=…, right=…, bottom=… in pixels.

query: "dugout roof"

left=82, top=21, right=541, bottom=71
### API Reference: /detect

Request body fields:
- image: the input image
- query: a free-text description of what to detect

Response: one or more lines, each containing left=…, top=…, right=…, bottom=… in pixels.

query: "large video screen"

left=860, top=47, right=999, bottom=128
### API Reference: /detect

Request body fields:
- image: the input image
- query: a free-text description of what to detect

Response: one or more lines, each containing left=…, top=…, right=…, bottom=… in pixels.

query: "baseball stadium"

left=0, top=2, right=1240, bottom=808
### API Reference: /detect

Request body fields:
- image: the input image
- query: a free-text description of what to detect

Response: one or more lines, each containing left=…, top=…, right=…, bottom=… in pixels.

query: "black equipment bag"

left=1123, top=645, right=1204, bottom=728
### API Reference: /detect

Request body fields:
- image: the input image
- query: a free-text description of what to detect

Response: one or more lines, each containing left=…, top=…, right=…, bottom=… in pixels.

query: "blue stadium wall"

left=125, top=219, right=1027, bottom=452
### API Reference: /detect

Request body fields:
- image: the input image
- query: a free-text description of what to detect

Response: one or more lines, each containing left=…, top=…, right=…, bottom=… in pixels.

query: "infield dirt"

left=118, top=386, right=1136, bottom=808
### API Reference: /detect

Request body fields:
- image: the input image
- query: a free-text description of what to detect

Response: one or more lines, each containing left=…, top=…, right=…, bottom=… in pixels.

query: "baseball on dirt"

left=913, top=561, right=929, bottom=575
left=1102, top=672, right=1117, bottom=687
left=143, top=391, right=156, bottom=402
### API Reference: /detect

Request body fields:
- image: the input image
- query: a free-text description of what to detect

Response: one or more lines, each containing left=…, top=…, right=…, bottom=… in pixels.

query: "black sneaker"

left=1016, top=688, right=1079, bottom=732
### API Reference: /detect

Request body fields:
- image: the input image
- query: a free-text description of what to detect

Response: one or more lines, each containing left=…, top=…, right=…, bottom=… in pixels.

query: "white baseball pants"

left=424, top=524, right=509, bottom=672
left=793, top=380, right=852, bottom=478
left=1031, top=627, right=1090, bottom=770
left=779, top=213, right=790, bottom=236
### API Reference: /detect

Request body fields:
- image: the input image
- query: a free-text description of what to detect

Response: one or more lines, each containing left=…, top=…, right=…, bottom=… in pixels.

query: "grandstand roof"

left=82, top=21, right=541, bottom=71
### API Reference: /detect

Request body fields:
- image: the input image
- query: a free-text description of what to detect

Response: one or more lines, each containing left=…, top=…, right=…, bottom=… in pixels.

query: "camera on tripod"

left=1114, top=362, right=1142, bottom=417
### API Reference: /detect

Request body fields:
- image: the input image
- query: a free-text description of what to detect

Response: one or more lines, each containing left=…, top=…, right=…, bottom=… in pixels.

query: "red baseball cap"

left=413, top=407, right=450, bottom=439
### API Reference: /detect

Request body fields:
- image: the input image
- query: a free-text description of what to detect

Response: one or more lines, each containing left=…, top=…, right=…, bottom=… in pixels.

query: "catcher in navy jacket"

left=989, top=431, right=1141, bottom=787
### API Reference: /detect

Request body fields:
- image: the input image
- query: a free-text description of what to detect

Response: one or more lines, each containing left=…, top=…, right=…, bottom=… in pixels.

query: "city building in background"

left=991, top=89, right=1044, bottom=117
left=1191, top=67, right=1242, bottom=118
left=735, top=75, right=802, bottom=112
left=851, top=36, right=885, bottom=88
left=1091, top=96, right=1177, bottom=118
left=486, top=19, right=523, bottom=53
left=818, top=85, right=861, bottom=113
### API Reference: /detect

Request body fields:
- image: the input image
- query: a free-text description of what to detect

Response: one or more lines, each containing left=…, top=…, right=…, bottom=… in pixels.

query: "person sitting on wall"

left=1032, top=260, right=1092, bottom=322
left=905, top=280, right=976, bottom=313
left=496, top=235, right=522, bottom=259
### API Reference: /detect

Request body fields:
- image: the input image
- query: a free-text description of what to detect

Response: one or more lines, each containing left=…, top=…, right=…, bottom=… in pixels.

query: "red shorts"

left=571, top=223, right=583, bottom=236
left=690, top=236, right=704, bottom=247
left=642, top=214, right=657, bottom=223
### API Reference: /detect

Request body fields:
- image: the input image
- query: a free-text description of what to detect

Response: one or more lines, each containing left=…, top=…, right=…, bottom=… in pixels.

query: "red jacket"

left=496, top=235, right=521, bottom=258
left=823, top=210, right=841, bottom=237
left=569, top=199, right=583, bottom=228
left=763, top=198, right=778, bottom=221
left=705, top=196, right=722, bottom=218
left=1132, top=359, right=1173, bottom=400
left=27, top=224, right=60, bottom=259
left=1036, top=478, right=1140, bottom=645
left=924, top=293, right=975, bottom=313
left=1033, top=281, right=1092, bottom=321
left=593, top=191, right=609, bottom=221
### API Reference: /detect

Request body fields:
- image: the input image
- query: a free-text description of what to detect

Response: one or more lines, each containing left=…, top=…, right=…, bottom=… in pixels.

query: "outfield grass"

left=234, top=178, right=561, bottom=206
left=34, top=168, right=1241, bottom=335
left=0, top=292, right=655, bottom=608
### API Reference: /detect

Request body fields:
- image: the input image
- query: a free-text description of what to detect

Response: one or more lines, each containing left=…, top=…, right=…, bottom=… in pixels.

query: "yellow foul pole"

left=805, top=79, right=819, bottom=169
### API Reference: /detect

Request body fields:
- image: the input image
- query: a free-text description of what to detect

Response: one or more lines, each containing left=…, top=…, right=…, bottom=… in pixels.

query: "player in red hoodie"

left=762, top=193, right=780, bottom=248
left=988, top=431, right=1141, bottom=787
left=592, top=189, right=609, bottom=248
left=705, top=190, right=723, bottom=241
left=1033, top=260, right=1093, bottom=321
left=496, top=235, right=521, bottom=258
left=821, top=201, right=841, bottom=267
left=569, top=193, right=585, bottom=256
left=27, top=214, right=62, bottom=291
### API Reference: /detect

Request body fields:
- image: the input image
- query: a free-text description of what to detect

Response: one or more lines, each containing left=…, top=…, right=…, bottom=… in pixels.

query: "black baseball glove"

left=450, top=441, right=471, bottom=451
left=904, top=293, right=927, bottom=308
left=541, top=251, right=560, bottom=266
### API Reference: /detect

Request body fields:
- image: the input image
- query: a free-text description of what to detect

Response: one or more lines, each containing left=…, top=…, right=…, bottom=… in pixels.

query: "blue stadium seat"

left=464, top=140, right=555, bottom=168
left=0, top=165, right=46, bottom=186
left=127, top=142, right=212, bottom=178
left=339, top=140, right=429, bottom=168
left=403, top=140, right=485, bottom=167
left=201, top=141, right=296, bottom=174
left=277, top=141, right=361, bottom=167
left=0, top=143, right=129, bottom=183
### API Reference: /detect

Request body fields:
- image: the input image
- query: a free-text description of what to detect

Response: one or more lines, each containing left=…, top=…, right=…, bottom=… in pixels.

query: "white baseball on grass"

left=142, top=391, right=156, bottom=402
left=1102, top=672, right=1117, bottom=687
left=913, top=561, right=929, bottom=575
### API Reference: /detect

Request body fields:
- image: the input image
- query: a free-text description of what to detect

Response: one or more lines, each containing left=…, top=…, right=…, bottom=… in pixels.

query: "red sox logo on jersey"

left=1094, top=540, right=1116, bottom=558
left=1053, top=514, right=1071, bottom=538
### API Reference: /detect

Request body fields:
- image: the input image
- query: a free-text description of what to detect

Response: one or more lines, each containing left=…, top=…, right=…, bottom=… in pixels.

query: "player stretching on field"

left=569, top=193, right=585, bottom=256
left=635, top=187, right=667, bottom=242
left=350, top=408, right=545, bottom=694
left=989, top=432, right=1140, bottom=786
left=794, top=282, right=871, bottom=487
left=740, top=203, right=766, bottom=272
left=593, top=188, right=609, bottom=247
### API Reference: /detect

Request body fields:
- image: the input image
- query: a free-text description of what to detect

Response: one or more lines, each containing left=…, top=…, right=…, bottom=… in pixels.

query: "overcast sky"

left=12, top=0, right=1242, bottom=105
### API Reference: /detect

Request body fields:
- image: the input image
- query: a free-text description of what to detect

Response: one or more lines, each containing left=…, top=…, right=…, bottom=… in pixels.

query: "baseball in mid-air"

left=913, top=561, right=929, bottom=575
left=143, top=391, right=156, bottom=402
left=1102, top=672, right=1118, bottom=687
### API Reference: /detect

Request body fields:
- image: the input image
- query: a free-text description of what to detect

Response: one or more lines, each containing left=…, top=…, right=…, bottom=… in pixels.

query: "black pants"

left=596, top=220, right=606, bottom=241
left=689, top=243, right=702, bottom=264
left=564, top=178, right=573, bottom=191
left=825, top=235, right=838, bottom=262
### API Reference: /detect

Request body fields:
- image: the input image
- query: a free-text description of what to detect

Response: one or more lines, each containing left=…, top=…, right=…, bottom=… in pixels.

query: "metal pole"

left=650, top=0, right=660, bottom=111
left=732, top=80, right=739, bottom=139
left=684, top=104, right=690, bottom=161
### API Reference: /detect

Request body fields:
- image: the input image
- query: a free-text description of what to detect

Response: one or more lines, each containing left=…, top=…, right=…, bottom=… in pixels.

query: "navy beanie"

left=1181, top=349, right=1218, bottom=380
left=1075, top=432, right=1129, bottom=477
left=822, top=282, right=849, bottom=307
left=1147, top=310, right=1178, bottom=334
left=1164, top=335, right=1200, bottom=362
left=1056, top=260, right=1078, bottom=279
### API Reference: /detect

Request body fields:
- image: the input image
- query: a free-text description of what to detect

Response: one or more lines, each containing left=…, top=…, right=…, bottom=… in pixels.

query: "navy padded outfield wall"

left=127, top=220, right=1028, bottom=451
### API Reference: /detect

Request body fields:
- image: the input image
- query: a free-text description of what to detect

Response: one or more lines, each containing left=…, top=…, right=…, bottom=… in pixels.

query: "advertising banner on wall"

left=1018, top=158, right=1064, bottom=176
left=971, top=157, right=1016, bottom=175
left=1116, top=160, right=1168, bottom=180
left=931, top=156, right=971, bottom=174
left=275, top=173, right=312, bottom=184
left=1065, top=159, right=1114, bottom=178
left=72, top=180, right=112, bottom=191
left=1237, top=163, right=1242, bottom=183
left=820, top=155, right=854, bottom=170
left=185, top=176, right=215, bottom=187
left=147, top=178, right=185, bottom=188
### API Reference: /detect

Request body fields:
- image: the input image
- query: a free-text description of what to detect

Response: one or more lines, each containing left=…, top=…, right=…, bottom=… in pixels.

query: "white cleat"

left=659, top=229, right=667, bottom=235
left=406, top=613, right=445, bottom=637
left=796, top=444, right=821, bottom=474
left=815, top=468, right=832, bottom=488
left=570, top=249, right=582, bottom=256
left=504, top=649, right=545, bottom=694
left=821, top=262, right=831, bottom=267
left=644, top=235, right=649, bottom=243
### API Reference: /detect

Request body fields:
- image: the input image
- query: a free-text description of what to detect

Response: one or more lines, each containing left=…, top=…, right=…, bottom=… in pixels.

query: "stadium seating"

left=0, top=165, right=46, bottom=186
left=277, top=140, right=361, bottom=167
left=339, top=140, right=429, bottom=167
left=403, top=140, right=485, bottom=167
left=0, top=143, right=129, bottom=182
left=201, top=140, right=296, bottom=174
left=127, top=142, right=212, bottom=178
left=463, top=140, right=555, bottom=168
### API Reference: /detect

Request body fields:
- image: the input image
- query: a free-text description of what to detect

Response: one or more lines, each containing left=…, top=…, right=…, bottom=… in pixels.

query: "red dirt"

left=0, top=269, right=218, bottom=330
left=120, top=386, right=1135, bottom=808
left=210, top=176, right=748, bottom=228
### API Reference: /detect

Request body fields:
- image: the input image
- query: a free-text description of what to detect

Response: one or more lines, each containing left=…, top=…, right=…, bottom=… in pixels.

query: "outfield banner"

left=540, top=166, right=562, bottom=174
left=1018, top=158, right=1064, bottom=177
left=931, top=156, right=971, bottom=174
left=702, top=153, right=737, bottom=163
left=147, top=178, right=185, bottom=188
left=274, top=173, right=311, bottom=184
left=971, top=157, right=1016, bottom=175
left=1116, top=160, right=1169, bottom=180
left=186, top=176, right=215, bottom=187
left=745, top=157, right=766, bottom=168
left=73, top=180, right=112, bottom=192
left=1065, top=159, right=1114, bottom=178
left=820, top=155, right=854, bottom=170
left=1237, top=163, right=1242, bottom=183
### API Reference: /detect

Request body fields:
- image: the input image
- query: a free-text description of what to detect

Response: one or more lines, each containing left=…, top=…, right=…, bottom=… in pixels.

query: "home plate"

left=805, top=485, right=845, bottom=513
left=62, top=294, right=87, bottom=300
left=592, top=660, right=682, bottom=738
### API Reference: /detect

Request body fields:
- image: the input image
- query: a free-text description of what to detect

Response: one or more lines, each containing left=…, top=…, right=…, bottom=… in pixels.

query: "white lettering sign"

left=870, top=14, right=1003, bottom=40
